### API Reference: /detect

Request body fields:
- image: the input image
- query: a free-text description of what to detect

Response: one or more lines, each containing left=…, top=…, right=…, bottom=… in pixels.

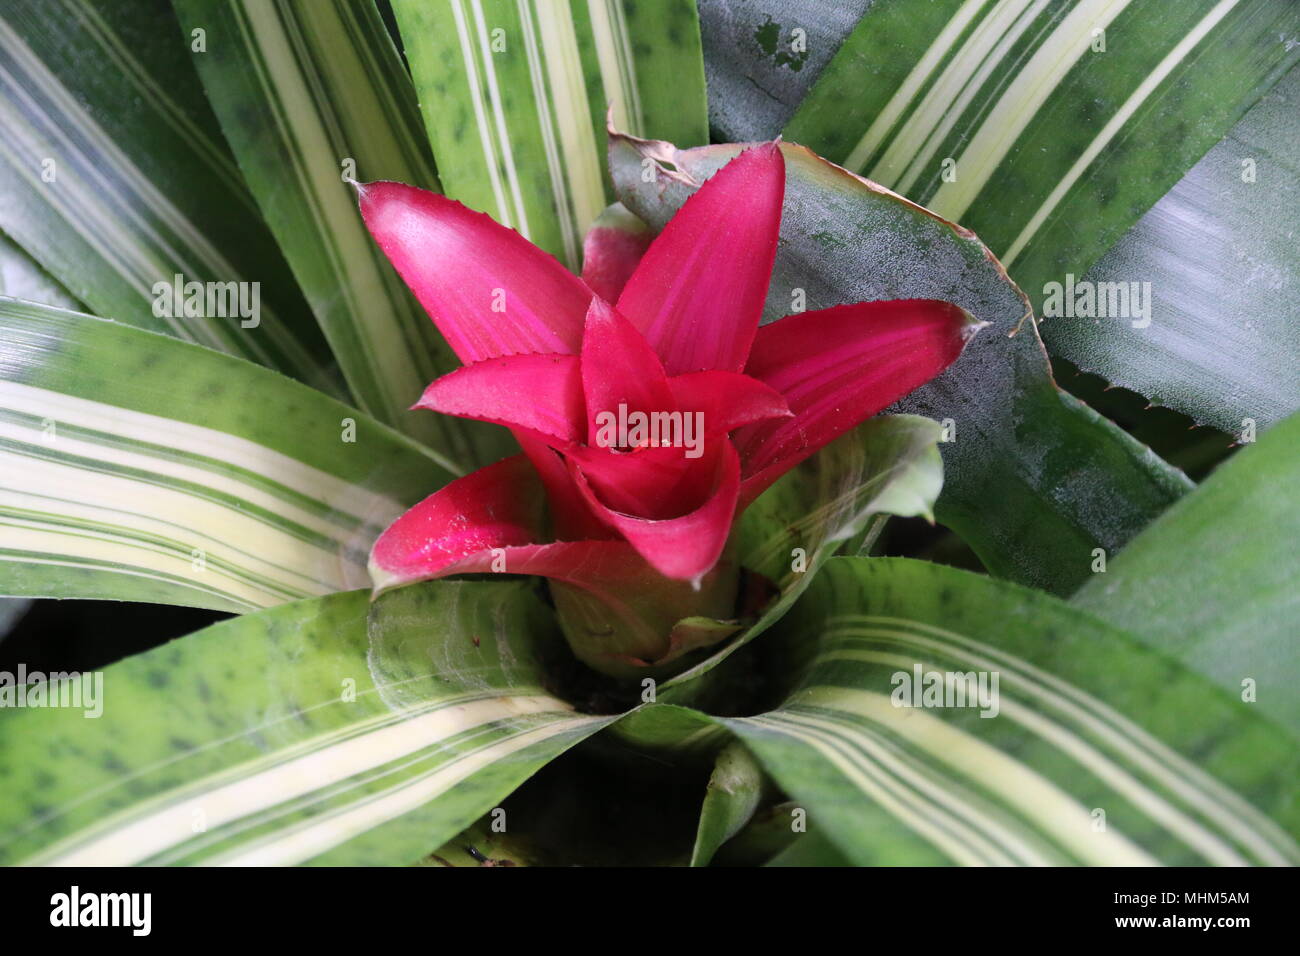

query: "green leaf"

left=1042, top=63, right=1300, bottom=432
left=0, top=298, right=454, bottom=612
left=0, top=230, right=78, bottom=310
left=392, top=0, right=708, bottom=269
left=725, top=557, right=1299, bottom=865
left=690, top=740, right=767, bottom=867
left=698, top=0, right=869, bottom=141
left=1073, top=410, right=1300, bottom=737
left=173, top=0, right=497, bottom=461
left=0, top=579, right=610, bottom=865
left=785, top=0, right=1300, bottom=428
left=0, top=0, right=337, bottom=393
left=612, top=134, right=1192, bottom=595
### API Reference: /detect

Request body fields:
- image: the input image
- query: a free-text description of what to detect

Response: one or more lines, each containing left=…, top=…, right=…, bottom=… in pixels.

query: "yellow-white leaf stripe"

left=20, top=689, right=606, bottom=866
left=518, top=0, right=604, bottom=267
left=999, top=0, right=1240, bottom=265
left=0, top=381, right=406, bottom=611
left=842, top=0, right=990, bottom=175
left=440, top=0, right=646, bottom=269
left=451, top=0, right=531, bottom=236
left=741, top=613, right=1298, bottom=866
left=220, top=0, right=443, bottom=432
left=0, top=13, right=319, bottom=376
left=923, top=0, right=1134, bottom=221
left=828, top=0, right=1252, bottom=265
left=875, top=0, right=1053, bottom=198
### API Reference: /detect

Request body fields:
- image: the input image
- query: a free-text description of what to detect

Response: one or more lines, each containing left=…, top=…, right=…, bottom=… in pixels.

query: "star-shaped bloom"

left=358, top=143, right=978, bottom=672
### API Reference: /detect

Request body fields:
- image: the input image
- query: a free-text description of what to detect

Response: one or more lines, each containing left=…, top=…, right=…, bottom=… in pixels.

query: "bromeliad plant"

left=0, top=0, right=1296, bottom=867
left=357, top=144, right=977, bottom=676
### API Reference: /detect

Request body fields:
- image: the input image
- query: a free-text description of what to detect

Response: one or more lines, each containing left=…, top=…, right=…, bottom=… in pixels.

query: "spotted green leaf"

left=0, top=578, right=609, bottom=865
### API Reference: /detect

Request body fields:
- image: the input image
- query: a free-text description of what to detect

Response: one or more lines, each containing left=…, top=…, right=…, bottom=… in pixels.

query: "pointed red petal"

left=669, top=370, right=792, bottom=434
left=569, top=442, right=741, bottom=581
left=414, top=353, right=584, bottom=442
left=368, top=455, right=547, bottom=592
left=357, top=181, right=592, bottom=362
left=581, top=297, right=674, bottom=445
left=581, top=203, right=652, bottom=303
left=617, top=143, right=784, bottom=375
left=736, top=299, right=976, bottom=502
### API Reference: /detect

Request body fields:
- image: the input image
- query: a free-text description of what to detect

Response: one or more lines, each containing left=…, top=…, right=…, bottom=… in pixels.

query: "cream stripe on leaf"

left=923, top=0, right=1134, bottom=221
left=716, top=557, right=1300, bottom=866
left=0, top=0, right=336, bottom=393
left=761, top=700, right=1156, bottom=866
left=786, top=0, right=1300, bottom=429
left=172, top=0, right=495, bottom=465
left=0, top=299, right=453, bottom=612
left=882, top=0, right=1051, bottom=195
left=0, top=580, right=613, bottom=867
left=448, top=0, right=512, bottom=225
left=393, top=0, right=707, bottom=269
left=818, top=627, right=1294, bottom=864
left=841, top=0, right=990, bottom=175
left=812, top=643, right=1259, bottom=865
left=470, top=0, right=532, bottom=234
left=1001, top=0, right=1241, bottom=264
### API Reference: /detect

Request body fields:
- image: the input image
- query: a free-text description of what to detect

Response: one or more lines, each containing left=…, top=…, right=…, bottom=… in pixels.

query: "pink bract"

left=358, top=142, right=978, bottom=673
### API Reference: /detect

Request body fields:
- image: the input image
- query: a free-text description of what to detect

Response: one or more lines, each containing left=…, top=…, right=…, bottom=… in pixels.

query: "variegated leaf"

left=786, top=0, right=1300, bottom=428
left=0, top=298, right=454, bottom=612
left=174, top=0, right=500, bottom=461
left=727, top=557, right=1300, bottom=865
left=0, top=579, right=610, bottom=865
left=392, top=0, right=709, bottom=269
left=0, top=0, right=337, bottom=393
